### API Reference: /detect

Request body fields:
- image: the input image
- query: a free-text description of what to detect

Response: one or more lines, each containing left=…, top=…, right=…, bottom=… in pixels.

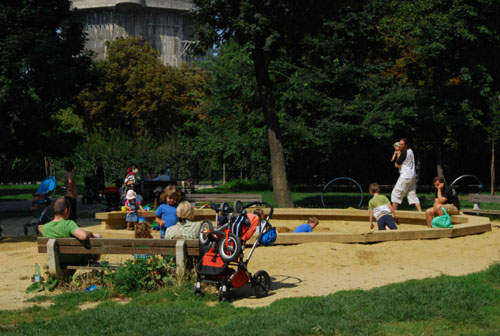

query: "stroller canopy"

left=36, top=176, right=57, bottom=195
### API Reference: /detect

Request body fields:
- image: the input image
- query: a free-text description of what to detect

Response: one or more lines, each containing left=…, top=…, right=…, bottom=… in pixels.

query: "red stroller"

left=195, top=201, right=277, bottom=301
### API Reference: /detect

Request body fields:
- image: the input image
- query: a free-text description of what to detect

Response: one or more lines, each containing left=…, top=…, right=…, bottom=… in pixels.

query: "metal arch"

left=321, top=177, right=364, bottom=208
left=450, top=174, right=483, bottom=194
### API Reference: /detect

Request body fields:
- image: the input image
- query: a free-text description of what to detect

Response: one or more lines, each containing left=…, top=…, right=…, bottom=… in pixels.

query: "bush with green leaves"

left=50, top=130, right=195, bottom=186
left=26, top=277, right=58, bottom=293
left=70, top=256, right=178, bottom=296
left=109, top=257, right=177, bottom=294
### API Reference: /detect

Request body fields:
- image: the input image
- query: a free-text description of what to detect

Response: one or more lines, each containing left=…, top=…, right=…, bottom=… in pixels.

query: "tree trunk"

left=252, top=49, right=293, bottom=208
left=222, top=161, right=226, bottom=185
left=491, top=140, right=495, bottom=196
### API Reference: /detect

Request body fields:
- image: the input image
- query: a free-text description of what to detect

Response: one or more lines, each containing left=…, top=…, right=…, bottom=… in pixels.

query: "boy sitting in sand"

left=368, top=182, right=397, bottom=231
left=293, top=216, right=319, bottom=233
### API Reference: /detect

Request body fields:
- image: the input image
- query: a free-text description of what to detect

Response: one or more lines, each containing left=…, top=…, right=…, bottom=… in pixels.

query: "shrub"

left=214, top=178, right=271, bottom=192
left=70, top=256, right=178, bottom=296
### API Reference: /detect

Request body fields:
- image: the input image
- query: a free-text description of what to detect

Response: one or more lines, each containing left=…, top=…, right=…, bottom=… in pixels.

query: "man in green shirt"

left=42, top=197, right=102, bottom=265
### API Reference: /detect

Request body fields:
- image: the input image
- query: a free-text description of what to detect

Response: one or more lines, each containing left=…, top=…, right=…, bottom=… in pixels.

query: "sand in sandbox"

left=275, top=219, right=426, bottom=233
left=1, top=219, right=500, bottom=311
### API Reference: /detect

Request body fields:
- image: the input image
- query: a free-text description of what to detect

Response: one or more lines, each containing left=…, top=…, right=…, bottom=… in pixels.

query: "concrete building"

left=71, top=0, right=196, bottom=67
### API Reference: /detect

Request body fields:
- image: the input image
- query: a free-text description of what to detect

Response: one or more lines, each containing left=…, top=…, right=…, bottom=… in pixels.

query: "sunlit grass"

left=2, top=264, right=500, bottom=335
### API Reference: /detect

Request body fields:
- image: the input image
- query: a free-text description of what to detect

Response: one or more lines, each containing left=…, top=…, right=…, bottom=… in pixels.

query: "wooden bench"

left=37, top=237, right=200, bottom=279
left=184, top=193, right=262, bottom=205
left=139, top=180, right=194, bottom=204
left=461, top=194, right=500, bottom=216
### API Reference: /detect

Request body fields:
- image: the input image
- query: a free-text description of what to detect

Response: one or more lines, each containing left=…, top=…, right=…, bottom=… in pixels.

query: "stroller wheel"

left=194, top=281, right=203, bottom=297
left=252, top=270, right=271, bottom=298
left=218, top=285, right=228, bottom=302
left=198, top=219, right=213, bottom=246
left=217, top=233, right=241, bottom=262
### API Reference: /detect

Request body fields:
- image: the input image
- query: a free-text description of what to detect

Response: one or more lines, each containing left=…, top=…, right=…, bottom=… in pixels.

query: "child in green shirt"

left=368, top=183, right=398, bottom=231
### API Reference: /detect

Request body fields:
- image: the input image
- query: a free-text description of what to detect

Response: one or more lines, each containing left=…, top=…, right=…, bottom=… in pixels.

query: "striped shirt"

left=164, top=220, right=201, bottom=240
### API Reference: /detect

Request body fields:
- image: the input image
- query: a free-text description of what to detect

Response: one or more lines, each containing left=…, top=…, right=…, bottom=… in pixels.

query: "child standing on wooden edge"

left=125, top=189, right=145, bottom=231
left=368, top=182, right=398, bottom=231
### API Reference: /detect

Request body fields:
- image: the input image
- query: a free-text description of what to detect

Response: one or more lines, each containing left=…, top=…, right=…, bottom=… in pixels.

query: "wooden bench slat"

left=462, top=194, right=500, bottom=216
left=67, top=262, right=122, bottom=270
left=462, top=209, right=500, bottom=215
left=466, top=194, right=500, bottom=203
left=186, top=193, right=261, bottom=198
left=37, top=238, right=198, bottom=247
left=37, top=237, right=201, bottom=279
left=39, top=246, right=199, bottom=255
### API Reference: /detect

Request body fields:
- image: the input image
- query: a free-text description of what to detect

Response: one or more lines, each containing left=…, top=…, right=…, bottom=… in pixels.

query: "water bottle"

left=34, top=263, right=41, bottom=283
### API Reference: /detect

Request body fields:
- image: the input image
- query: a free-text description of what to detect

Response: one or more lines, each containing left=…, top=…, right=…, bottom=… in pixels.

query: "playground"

left=1, top=197, right=500, bottom=311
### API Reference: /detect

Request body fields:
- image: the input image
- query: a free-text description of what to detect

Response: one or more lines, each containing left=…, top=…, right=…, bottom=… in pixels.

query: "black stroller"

left=102, top=186, right=121, bottom=211
left=195, top=201, right=277, bottom=301
left=24, top=176, right=57, bottom=235
left=81, top=175, right=102, bottom=204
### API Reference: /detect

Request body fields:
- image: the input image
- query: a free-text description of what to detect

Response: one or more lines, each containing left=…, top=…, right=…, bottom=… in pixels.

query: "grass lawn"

left=2, top=264, right=500, bottom=335
left=2, top=183, right=500, bottom=213
left=0, top=184, right=72, bottom=202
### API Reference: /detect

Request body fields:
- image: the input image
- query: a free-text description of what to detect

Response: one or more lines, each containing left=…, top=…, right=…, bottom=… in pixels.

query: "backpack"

left=431, top=207, right=453, bottom=228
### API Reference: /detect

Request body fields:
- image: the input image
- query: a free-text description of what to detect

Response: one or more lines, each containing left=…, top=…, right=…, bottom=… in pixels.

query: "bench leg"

left=47, top=239, right=63, bottom=280
left=176, top=239, right=186, bottom=278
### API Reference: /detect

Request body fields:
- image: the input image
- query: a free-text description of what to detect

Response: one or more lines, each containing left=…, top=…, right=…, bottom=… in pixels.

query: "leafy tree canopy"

left=0, top=0, right=93, bottom=159
left=77, top=36, right=207, bottom=138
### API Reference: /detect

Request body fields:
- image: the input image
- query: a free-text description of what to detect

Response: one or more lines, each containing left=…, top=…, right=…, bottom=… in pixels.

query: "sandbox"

left=95, top=208, right=491, bottom=244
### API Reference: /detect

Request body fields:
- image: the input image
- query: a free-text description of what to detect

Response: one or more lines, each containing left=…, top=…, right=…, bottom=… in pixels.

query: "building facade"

left=71, top=0, right=196, bottom=67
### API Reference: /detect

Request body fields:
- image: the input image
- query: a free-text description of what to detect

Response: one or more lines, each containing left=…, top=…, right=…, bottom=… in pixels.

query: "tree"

left=193, top=41, right=269, bottom=182
left=192, top=1, right=348, bottom=207
left=378, top=0, right=500, bottom=179
left=0, top=0, right=93, bottom=160
left=78, top=37, right=206, bottom=138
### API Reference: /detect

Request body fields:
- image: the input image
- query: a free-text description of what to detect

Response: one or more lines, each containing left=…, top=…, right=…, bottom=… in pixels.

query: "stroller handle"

left=243, top=201, right=274, bottom=219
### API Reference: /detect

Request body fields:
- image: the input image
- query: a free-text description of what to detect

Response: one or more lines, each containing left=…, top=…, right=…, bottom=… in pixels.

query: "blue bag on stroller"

left=24, top=176, right=57, bottom=235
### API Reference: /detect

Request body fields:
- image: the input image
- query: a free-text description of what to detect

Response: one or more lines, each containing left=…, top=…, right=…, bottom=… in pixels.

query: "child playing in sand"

left=134, top=221, right=153, bottom=260
left=293, top=217, right=319, bottom=233
left=368, top=182, right=397, bottom=231
left=155, top=185, right=181, bottom=239
left=125, top=190, right=145, bottom=231
left=253, top=208, right=265, bottom=234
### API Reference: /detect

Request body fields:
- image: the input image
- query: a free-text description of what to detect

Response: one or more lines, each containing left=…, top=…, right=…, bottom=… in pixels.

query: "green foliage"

left=193, top=42, right=269, bottom=181
left=378, top=0, right=500, bottom=156
left=109, top=257, right=176, bottom=294
left=77, top=37, right=207, bottom=138
left=207, top=178, right=271, bottom=192
left=70, top=256, right=177, bottom=296
left=25, top=277, right=58, bottom=294
left=50, top=130, right=195, bottom=185
left=0, top=0, right=94, bottom=159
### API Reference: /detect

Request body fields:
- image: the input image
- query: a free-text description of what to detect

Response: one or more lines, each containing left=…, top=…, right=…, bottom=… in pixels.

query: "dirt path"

left=1, top=213, right=499, bottom=311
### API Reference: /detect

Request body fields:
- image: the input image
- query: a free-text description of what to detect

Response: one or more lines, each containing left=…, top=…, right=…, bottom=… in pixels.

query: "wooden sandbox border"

left=95, top=208, right=491, bottom=244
